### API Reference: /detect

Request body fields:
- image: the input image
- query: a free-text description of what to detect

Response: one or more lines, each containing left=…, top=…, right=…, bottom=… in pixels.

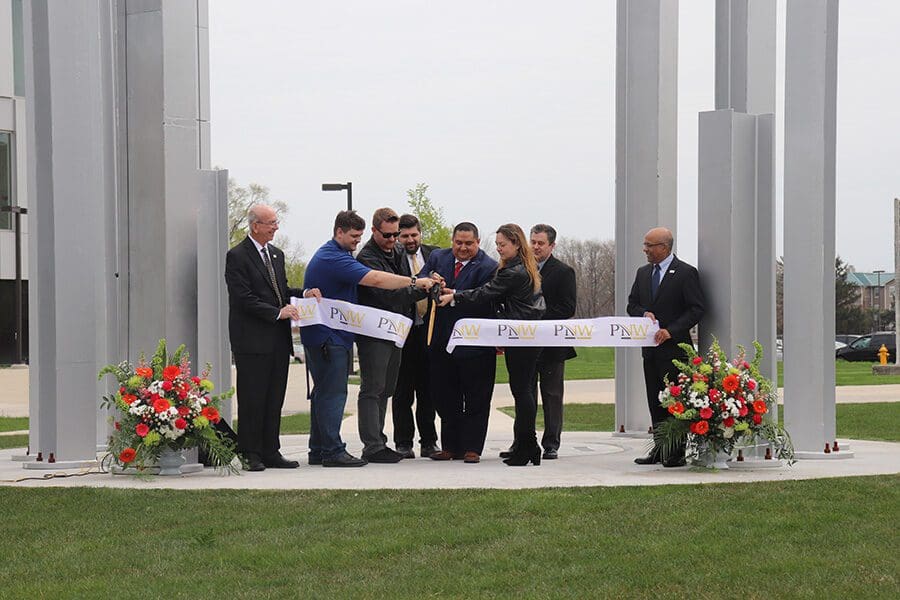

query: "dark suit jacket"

left=225, top=236, right=302, bottom=355
left=356, top=238, right=426, bottom=320
left=626, top=255, right=705, bottom=360
left=539, top=254, right=578, bottom=362
left=421, top=247, right=498, bottom=357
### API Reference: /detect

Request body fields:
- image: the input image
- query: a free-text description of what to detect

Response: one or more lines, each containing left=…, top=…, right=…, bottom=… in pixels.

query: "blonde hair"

left=496, top=223, right=541, bottom=293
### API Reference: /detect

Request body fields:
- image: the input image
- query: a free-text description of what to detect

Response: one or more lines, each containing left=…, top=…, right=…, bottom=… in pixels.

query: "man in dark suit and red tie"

left=224, top=204, right=306, bottom=472
left=392, top=213, right=441, bottom=459
left=420, top=222, right=498, bottom=462
left=627, top=226, right=706, bottom=467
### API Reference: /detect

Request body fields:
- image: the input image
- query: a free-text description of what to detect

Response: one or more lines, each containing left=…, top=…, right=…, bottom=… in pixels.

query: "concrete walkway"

left=2, top=365, right=898, bottom=489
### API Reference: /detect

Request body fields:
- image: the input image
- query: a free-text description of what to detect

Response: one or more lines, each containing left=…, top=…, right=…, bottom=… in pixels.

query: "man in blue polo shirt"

left=303, top=210, right=436, bottom=467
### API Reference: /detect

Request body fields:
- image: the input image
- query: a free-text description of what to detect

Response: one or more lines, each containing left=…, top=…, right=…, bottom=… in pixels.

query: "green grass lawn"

left=0, top=477, right=897, bottom=598
left=499, top=401, right=900, bottom=442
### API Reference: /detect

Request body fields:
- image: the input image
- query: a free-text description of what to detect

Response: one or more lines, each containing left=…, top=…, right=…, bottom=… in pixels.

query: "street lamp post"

left=1, top=205, right=28, bottom=364
left=322, top=182, right=352, bottom=211
left=873, top=269, right=885, bottom=332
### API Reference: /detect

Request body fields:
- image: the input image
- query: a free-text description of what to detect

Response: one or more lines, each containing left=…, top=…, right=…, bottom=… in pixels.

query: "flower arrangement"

left=99, top=339, right=238, bottom=473
left=655, top=339, right=794, bottom=465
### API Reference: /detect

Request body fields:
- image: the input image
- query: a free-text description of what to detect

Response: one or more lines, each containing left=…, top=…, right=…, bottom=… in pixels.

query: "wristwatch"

left=410, top=275, right=417, bottom=286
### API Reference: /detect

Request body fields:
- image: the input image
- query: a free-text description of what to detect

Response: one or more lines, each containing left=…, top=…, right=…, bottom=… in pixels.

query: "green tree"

left=835, top=256, right=866, bottom=334
left=406, top=183, right=451, bottom=248
left=226, top=174, right=305, bottom=287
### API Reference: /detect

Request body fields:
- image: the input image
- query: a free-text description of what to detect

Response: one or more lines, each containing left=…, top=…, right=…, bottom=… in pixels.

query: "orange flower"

left=667, top=401, right=685, bottom=415
left=691, top=420, right=710, bottom=435
left=121, top=394, right=137, bottom=405
left=201, top=406, right=220, bottom=424
left=135, top=367, right=153, bottom=379
left=722, top=374, right=740, bottom=394
left=752, top=400, right=768, bottom=414
left=153, top=398, right=171, bottom=413
left=119, top=448, right=137, bottom=463
left=163, top=365, right=181, bottom=381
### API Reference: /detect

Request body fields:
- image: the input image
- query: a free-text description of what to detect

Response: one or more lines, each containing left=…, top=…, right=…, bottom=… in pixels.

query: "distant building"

left=847, top=271, right=894, bottom=314
left=0, top=0, right=29, bottom=364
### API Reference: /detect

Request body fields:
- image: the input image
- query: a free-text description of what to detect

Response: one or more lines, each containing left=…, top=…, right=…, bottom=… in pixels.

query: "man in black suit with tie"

left=420, top=222, right=498, bottom=461
left=225, top=204, right=307, bottom=471
left=627, top=227, right=705, bottom=467
left=529, top=224, right=577, bottom=460
left=392, top=214, right=441, bottom=459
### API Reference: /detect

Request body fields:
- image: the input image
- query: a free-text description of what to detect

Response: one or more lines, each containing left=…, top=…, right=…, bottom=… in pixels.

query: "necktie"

left=412, top=253, right=427, bottom=319
left=454, top=261, right=463, bottom=279
left=651, top=264, right=661, bottom=300
left=262, top=247, right=284, bottom=306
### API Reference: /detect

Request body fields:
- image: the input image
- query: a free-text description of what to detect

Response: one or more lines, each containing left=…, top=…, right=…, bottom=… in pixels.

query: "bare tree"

left=554, top=238, right=616, bottom=318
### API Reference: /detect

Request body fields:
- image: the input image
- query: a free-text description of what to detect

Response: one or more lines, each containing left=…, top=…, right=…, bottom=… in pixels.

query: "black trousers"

left=430, top=349, right=496, bottom=455
left=505, top=347, right=541, bottom=449
left=533, top=358, right=566, bottom=451
left=642, top=349, right=681, bottom=426
left=392, top=325, right=438, bottom=447
left=234, top=351, right=290, bottom=460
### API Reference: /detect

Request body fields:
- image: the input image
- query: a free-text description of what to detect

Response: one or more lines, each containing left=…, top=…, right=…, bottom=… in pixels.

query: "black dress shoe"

left=662, top=456, right=686, bottom=467
left=634, top=453, right=661, bottom=465
left=499, top=443, right=518, bottom=459
left=542, top=448, right=558, bottom=460
left=308, top=454, right=323, bottom=466
left=503, top=444, right=541, bottom=467
left=245, top=458, right=266, bottom=472
left=420, top=443, right=440, bottom=458
left=263, top=454, right=300, bottom=469
left=363, top=448, right=404, bottom=464
left=322, top=452, right=368, bottom=467
left=396, top=445, right=415, bottom=459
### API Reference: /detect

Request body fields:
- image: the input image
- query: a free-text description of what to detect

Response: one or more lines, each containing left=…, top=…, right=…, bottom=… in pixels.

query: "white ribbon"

left=290, top=297, right=413, bottom=348
left=445, top=317, right=659, bottom=352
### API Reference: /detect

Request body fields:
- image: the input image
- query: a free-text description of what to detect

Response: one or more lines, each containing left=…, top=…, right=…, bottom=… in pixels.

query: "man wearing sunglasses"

left=355, top=207, right=430, bottom=462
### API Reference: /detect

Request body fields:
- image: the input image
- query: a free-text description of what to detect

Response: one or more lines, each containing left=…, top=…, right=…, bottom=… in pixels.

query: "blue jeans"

left=304, top=343, right=351, bottom=459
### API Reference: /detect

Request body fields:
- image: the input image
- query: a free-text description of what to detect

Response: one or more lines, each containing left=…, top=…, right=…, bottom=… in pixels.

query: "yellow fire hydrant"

left=878, top=344, right=889, bottom=365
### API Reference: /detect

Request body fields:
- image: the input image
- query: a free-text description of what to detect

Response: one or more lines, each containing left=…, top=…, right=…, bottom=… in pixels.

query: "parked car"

left=835, top=332, right=896, bottom=362
left=835, top=334, right=861, bottom=345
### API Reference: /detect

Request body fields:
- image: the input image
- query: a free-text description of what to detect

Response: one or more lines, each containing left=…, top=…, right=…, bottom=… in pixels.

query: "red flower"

left=699, top=407, right=713, bottom=420
left=747, top=380, right=757, bottom=391
left=135, top=423, right=150, bottom=437
left=669, top=385, right=682, bottom=396
left=121, top=394, right=137, bottom=405
left=114, top=421, right=121, bottom=431
left=739, top=405, right=749, bottom=417
left=162, top=380, right=173, bottom=392
left=692, top=356, right=702, bottom=365
left=163, top=365, right=181, bottom=381
left=192, top=376, right=201, bottom=385
left=752, top=400, right=768, bottom=414
left=174, top=418, right=187, bottom=430
left=119, top=386, right=126, bottom=394
left=153, top=398, right=171, bottom=413
left=177, top=391, right=187, bottom=400
left=135, top=367, right=153, bottom=379
left=201, top=406, right=220, bottom=423
left=722, top=374, right=740, bottom=393
left=708, top=389, right=720, bottom=402
left=690, top=420, right=710, bottom=435
left=119, top=448, right=136, bottom=463
left=667, top=401, right=685, bottom=415
left=177, top=405, right=190, bottom=417
left=723, top=416, right=735, bottom=428
left=752, top=414, right=763, bottom=425
left=742, top=361, right=750, bottom=369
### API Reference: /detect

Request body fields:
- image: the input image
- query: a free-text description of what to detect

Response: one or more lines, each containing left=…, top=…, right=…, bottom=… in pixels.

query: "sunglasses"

left=379, top=230, right=401, bottom=238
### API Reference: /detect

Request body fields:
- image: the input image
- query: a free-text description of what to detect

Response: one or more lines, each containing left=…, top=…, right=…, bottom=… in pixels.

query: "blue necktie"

left=651, top=264, right=661, bottom=299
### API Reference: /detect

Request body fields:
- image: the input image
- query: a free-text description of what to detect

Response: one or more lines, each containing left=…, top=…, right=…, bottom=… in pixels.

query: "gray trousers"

left=535, top=359, right=566, bottom=451
left=356, top=336, right=403, bottom=455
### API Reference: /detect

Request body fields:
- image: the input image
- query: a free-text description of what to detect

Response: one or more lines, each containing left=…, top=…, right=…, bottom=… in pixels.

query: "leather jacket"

left=454, top=256, right=545, bottom=320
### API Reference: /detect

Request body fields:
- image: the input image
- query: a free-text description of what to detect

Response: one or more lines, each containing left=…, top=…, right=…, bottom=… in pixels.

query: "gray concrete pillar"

left=783, top=0, right=840, bottom=457
left=23, top=0, right=121, bottom=467
left=614, top=0, right=679, bottom=435
left=715, top=0, right=776, bottom=115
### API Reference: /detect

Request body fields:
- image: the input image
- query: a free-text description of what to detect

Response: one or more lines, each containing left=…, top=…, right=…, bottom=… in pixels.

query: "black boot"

left=503, top=442, right=541, bottom=466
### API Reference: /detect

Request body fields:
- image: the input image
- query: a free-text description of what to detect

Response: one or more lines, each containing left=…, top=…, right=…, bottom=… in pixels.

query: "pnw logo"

left=451, top=324, right=481, bottom=339
left=554, top=324, right=594, bottom=340
left=497, top=323, right=537, bottom=340
left=377, top=317, right=410, bottom=339
left=296, top=303, right=317, bottom=321
left=609, top=323, right=650, bottom=340
left=330, top=306, right=365, bottom=328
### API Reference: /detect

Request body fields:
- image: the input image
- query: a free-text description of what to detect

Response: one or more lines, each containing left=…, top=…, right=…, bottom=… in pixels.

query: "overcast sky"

left=209, top=0, right=899, bottom=272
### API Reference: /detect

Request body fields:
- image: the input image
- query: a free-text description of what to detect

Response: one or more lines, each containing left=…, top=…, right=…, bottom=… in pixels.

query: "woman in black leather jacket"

left=438, top=223, right=546, bottom=466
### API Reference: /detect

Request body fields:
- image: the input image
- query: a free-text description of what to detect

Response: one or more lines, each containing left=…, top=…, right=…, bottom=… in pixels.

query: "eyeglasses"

left=378, top=230, right=401, bottom=238
left=643, top=242, right=665, bottom=248
left=259, top=220, right=279, bottom=227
